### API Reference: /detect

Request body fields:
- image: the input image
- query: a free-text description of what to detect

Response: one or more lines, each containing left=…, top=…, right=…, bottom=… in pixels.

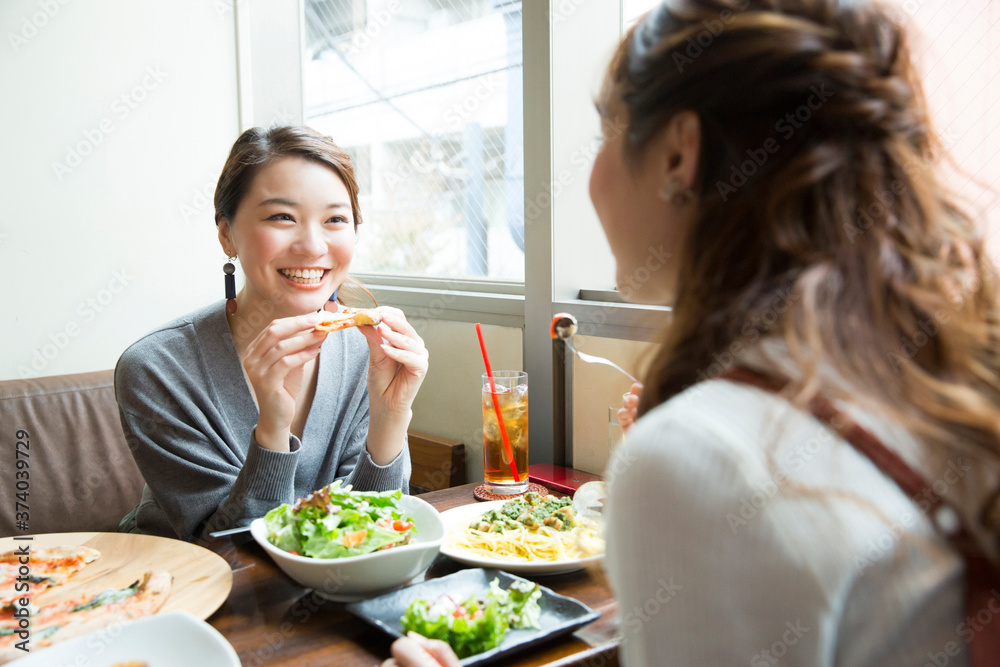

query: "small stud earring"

left=659, top=177, right=682, bottom=201
left=659, top=177, right=694, bottom=204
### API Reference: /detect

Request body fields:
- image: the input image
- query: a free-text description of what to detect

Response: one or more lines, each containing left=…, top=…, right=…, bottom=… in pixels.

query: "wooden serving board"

left=0, top=532, right=232, bottom=619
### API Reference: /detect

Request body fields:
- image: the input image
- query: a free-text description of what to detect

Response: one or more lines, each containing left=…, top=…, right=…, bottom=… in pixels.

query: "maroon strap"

left=722, top=366, right=1000, bottom=666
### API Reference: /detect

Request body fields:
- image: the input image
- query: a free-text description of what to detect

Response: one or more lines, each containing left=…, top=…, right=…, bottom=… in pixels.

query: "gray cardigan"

left=115, top=300, right=410, bottom=541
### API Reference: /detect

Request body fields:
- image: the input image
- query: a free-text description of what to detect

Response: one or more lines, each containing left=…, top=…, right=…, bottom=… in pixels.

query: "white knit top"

left=603, top=361, right=992, bottom=666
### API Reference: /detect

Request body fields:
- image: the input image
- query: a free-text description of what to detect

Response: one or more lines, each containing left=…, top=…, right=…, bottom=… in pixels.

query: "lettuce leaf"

left=263, top=480, right=416, bottom=559
left=400, top=578, right=542, bottom=659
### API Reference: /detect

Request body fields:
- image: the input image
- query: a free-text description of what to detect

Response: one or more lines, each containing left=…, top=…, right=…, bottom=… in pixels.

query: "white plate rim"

left=10, top=610, right=240, bottom=667
left=438, top=500, right=604, bottom=575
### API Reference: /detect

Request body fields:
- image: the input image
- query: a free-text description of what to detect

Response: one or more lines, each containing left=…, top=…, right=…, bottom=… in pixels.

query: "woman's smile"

left=278, top=267, right=331, bottom=288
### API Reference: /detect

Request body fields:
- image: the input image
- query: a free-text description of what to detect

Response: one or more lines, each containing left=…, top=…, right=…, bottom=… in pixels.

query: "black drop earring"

left=224, top=257, right=237, bottom=315
left=324, top=286, right=339, bottom=312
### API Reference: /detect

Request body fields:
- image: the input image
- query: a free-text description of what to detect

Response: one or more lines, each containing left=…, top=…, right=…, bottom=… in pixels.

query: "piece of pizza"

left=314, top=307, right=382, bottom=332
left=0, top=571, right=172, bottom=665
left=0, top=546, right=100, bottom=608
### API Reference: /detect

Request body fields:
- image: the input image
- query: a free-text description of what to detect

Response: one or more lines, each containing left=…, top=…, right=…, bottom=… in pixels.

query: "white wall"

left=0, top=0, right=239, bottom=380
left=571, top=334, right=654, bottom=475
left=551, top=0, right=620, bottom=300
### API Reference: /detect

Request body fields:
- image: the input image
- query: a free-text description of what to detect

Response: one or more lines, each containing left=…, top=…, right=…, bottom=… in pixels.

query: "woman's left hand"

left=618, top=382, right=643, bottom=434
left=358, top=307, right=429, bottom=417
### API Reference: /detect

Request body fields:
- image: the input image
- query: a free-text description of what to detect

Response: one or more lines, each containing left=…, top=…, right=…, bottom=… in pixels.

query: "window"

left=302, top=0, right=525, bottom=281
left=624, top=0, right=660, bottom=24
left=897, top=0, right=1000, bottom=256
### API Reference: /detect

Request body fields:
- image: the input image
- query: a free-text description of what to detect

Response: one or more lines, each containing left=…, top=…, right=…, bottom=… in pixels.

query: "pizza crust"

left=0, top=546, right=100, bottom=566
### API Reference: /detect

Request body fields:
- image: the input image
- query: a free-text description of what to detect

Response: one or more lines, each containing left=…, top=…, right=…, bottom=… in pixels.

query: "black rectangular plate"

left=346, top=568, right=601, bottom=665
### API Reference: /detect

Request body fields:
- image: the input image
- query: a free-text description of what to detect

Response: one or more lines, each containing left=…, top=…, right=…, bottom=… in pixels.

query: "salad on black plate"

left=400, top=577, right=542, bottom=658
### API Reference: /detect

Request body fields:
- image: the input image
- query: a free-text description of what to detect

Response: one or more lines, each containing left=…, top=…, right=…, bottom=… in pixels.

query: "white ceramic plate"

left=439, top=501, right=605, bottom=575
left=11, top=610, right=240, bottom=667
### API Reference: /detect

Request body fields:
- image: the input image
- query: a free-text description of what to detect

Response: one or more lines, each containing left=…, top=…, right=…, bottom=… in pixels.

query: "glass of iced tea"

left=481, top=371, right=529, bottom=495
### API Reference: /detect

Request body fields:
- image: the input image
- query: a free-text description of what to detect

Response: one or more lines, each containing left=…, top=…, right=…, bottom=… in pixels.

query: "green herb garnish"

left=70, top=581, right=139, bottom=612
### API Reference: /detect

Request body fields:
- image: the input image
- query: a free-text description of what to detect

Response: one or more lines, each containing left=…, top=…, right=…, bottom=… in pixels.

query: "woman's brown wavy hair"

left=605, top=0, right=1000, bottom=537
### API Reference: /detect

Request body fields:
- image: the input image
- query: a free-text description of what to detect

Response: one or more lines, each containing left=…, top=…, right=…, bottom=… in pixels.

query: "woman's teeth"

left=280, top=268, right=324, bottom=284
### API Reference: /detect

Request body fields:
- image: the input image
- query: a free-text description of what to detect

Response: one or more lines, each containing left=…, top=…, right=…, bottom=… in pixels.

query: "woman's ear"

left=658, top=111, right=701, bottom=193
left=217, top=218, right=235, bottom=256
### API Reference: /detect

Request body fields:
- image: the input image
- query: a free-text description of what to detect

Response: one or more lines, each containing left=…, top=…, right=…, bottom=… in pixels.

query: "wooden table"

left=202, top=484, right=621, bottom=666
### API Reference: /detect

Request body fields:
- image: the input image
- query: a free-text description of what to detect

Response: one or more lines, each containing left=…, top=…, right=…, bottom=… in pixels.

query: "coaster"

left=473, top=482, right=551, bottom=502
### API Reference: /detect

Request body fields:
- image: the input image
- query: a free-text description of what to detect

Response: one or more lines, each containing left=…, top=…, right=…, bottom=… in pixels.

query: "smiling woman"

left=114, top=126, right=429, bottom=542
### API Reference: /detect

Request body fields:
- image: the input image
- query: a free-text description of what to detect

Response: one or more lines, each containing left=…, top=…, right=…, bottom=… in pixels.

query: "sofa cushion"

left=0, top=370, right=145, bottom=536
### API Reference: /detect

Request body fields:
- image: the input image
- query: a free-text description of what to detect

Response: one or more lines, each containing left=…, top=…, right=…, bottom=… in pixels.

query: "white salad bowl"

left=250, top=494, right=445, bottom=601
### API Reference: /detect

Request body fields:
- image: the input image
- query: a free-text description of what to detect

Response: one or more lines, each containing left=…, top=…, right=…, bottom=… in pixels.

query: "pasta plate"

left=439, top=501, right=605, bottom=575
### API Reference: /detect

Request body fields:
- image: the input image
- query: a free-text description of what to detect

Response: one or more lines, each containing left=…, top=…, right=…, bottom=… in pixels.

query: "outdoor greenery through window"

left=303, top=0, right=525, bottom=281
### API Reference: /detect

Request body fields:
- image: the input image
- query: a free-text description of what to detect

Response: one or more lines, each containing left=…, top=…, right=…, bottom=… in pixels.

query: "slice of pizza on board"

left=0, top=570, right=172, bottom=664
left=0, top=546, right=100, bottom=608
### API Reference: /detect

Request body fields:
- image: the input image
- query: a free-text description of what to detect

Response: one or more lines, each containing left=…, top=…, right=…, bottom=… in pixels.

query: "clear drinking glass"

left=608, top=405, right=624, bottom=449
left=481, top=371, right=529, bottom=494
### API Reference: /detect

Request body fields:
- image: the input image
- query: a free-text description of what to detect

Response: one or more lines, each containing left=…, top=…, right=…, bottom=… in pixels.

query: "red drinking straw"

left=475, top=323, right=521, bottom=483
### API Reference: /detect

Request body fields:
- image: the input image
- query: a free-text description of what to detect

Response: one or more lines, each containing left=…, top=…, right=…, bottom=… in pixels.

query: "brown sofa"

left=0, top=370, right=145, bottom=537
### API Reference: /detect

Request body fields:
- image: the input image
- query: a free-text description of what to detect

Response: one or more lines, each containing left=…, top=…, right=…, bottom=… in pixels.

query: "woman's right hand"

left=617, top=382, right=643, bottom=434
left=241, top=312, right=327, bottom=451
left=381, top=632, right=461, bottom=667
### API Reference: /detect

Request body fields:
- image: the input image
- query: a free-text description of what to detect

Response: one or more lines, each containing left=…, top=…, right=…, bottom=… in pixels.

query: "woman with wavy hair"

left=597, top=0, right=1000, bottom=664
left=385, top=0, right=1000, bottom=665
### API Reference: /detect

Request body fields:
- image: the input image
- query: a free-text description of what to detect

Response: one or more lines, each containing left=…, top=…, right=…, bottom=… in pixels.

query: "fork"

left=563, top=337, right=638, bottom=384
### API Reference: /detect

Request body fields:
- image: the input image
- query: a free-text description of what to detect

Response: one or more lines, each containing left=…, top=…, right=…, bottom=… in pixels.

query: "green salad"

left=264, top=480, right=417, bottom=558
left=400, top=578, right=542, bottom=658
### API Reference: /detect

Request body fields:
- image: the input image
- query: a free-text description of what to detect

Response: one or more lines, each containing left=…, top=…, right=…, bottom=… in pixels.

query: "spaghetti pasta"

left=447, top=519, right=604, bottom=562
left=446, top=492, right=605, bottom=563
